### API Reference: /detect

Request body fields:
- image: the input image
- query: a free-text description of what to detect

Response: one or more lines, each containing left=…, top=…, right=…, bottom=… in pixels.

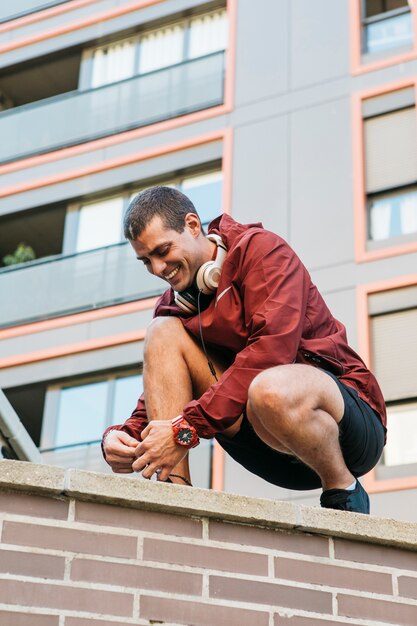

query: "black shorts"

left=215, top=371, right=385, bottom=491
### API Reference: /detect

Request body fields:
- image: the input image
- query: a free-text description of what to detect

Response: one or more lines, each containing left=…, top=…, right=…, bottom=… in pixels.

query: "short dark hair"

left=124, top=186, right=201, bottom=240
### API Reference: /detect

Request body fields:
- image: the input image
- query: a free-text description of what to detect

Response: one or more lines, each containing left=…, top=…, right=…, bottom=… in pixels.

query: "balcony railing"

left=0, top=242, right=165, bottom=328
left=0, top=0, right=70, bottom=23
left=0, top=52, right=225, bottom=163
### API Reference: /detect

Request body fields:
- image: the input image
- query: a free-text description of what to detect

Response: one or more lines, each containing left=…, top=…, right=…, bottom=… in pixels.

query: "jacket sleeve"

left=101, top=393, right=149, bottom=459
left=182, top=230, right=310, bottom=438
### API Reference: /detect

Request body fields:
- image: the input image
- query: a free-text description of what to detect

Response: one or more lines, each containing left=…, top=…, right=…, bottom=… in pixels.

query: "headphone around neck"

left=174, top=234, right=227, bottom=314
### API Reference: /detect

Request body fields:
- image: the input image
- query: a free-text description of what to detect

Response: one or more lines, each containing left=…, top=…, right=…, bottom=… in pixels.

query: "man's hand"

left=103, top=430, right=139, bottom=473
left=132, top=420, right=188, bottom=481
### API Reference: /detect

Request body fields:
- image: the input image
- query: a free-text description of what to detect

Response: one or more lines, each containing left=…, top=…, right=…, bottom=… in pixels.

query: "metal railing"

left=0, top=242, right=164, bottom=328
left=0, top=0, right=70, bottom=24
left=0, top=51, right=225, bottom=163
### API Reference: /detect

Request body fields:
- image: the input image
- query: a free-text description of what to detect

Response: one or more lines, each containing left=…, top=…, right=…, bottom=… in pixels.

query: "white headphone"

left=174, top=234, right=227, bottom=314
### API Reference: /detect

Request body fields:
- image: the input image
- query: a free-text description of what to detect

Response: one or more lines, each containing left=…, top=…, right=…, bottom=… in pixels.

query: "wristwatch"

left=171, top=415, right=200, bottom=448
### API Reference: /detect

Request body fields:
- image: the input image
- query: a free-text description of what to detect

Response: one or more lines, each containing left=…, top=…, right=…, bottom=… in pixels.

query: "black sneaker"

left=320, top=480, right=370, bottom=514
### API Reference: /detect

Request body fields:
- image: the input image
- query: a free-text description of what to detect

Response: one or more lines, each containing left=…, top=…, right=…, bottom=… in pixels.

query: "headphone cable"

left=197, top=289, right=218, bottom=382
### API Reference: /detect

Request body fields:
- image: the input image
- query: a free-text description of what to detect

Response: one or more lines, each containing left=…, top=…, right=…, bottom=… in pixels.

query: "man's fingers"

left=117, top=431, right=141, bottom=447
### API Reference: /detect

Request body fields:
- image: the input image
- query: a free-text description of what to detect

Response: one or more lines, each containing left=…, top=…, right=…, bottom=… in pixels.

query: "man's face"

left=130, top=214, right=209, bottom=292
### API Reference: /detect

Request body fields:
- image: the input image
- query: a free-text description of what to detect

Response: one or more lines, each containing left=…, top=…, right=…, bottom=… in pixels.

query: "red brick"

left=0, top=610, right=59, bottom=626
left=274, top=555, right=392, bottom=593
left=398, top=575, right=417, bottom=600
left=210, top=521, right=329, bottom=557
left=338, top=593, right=417, bottom=626
left=2, top=521, right=137, bottom=558
left=210, top=575, right=332, bottom=613
left=0, top=492, right=68, bottom=520
left=0, top=579, right=133, bottom=617
left=0, top=548, right=65, bottom=579
left=75, top=500, right=202, bottom=538
left=71, top=556, right=202, bottom=595
left=141, top=595, right=270, bottom=626
left=334, top=539, right=417, bottom=572
left=143, top=537, right=268, bottom=575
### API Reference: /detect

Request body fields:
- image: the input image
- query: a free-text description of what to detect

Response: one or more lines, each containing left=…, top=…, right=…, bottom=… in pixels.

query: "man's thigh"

left=217, top=366, right=385, bottom=489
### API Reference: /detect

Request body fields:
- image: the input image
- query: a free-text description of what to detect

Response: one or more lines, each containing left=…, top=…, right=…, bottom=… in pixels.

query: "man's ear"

left=184, top=213, right=202, bottom=237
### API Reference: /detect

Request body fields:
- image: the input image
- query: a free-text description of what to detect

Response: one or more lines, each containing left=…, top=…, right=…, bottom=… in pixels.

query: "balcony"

left=0, top=243, right=164, bottom=328
left=0, top=1, right=70, bottom=23
left=0, top=52, right=225, bottom=164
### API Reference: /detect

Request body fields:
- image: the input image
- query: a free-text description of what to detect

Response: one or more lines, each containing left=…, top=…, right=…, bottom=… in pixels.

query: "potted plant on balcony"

left=2, top=243, right=36, bottom=267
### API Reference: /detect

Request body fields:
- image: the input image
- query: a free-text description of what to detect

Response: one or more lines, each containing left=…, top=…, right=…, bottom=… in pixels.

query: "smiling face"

left=130, top=213, right=215, bottom=292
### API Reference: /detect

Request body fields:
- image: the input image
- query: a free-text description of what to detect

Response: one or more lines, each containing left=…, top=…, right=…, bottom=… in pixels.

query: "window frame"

left=350, top=0, right=417, bottom=75
left=41, top=369, right=142, bottom=452
left=63, top=164, right=224, bottom=255
left=353, top=80, right=417, bottom=263
left=79, top=7, right=228, bottom=90
left=358, top=275, right=417, bottom=494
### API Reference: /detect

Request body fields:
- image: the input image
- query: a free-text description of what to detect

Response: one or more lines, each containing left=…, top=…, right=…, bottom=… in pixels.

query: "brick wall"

left=0, top=461, right=416, bottom=626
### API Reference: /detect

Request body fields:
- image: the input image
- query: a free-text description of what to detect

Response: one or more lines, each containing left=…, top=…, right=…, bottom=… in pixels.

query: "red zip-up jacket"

left=103, top=214, right=386, bottom=445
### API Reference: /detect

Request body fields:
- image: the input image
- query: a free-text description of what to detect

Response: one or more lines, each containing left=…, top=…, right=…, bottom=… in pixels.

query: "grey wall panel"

left=223, top=451, right=321, bottom=504
left=311, top=251, right=417, bottom=296
left=0, top=0, right=208, bottom=68
left=290, top=97, right=353, bottom=270
left=290, top=0, right=349, bottom=89
left=232, top=116, right=289, bottom=237
left=223, top=451, right=291, bottom=500
left=370, top=489, right=417, bottom=522
left=234, top=0, right=289, bottom=107
left=0, top=342, right=144, bottom=388
left=319, top=287, right=358, bottom=351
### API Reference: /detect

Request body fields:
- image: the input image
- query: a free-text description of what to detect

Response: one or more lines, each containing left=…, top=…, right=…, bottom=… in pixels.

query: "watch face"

left=177, top=427, right=193, bottom=445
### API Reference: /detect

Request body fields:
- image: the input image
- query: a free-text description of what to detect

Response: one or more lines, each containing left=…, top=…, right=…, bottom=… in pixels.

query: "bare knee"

left=144, top=317, right=185, bottom=356
left=248, top=367, right=292, bottom=419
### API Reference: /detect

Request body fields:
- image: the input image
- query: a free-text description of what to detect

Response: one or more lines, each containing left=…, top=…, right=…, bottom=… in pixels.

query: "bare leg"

left=143, top=317, right=234, bottom=483
left=247, top=364, right=354, bottom=491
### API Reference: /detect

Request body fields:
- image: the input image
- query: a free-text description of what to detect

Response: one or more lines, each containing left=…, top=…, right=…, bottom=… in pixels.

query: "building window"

left=370, top=285, right=417, bottom=476
left=75, top=196, right=125, bottom=252
left=90, top=39, right=136, bottom=88
left=43, top=373, right=144, bottom=453
left=69, top=168, right=223, bottom=254
left=362, top=0, right=413, bottom=55
left=363, top=87, right=417, bottom=248
left=40, top=370, right=213, bottom=486
left=85, top=8, right=227, bottom=89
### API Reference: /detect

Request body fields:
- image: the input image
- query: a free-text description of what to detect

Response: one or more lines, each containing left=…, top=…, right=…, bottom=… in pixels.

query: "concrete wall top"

left=1, top=459, right=416, bottom=552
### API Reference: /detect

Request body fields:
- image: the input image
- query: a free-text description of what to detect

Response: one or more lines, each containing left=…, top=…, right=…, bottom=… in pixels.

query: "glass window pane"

left=91, top=40, right=136, bottom=88
left=55, top=381, right=108, bottom=448
left=368, top=188, right=417, bottom=240
left=365, top=12, right=412, bottom=53
left=366, top=0, right=409, bottom=18
left=384, top=404, right=417, bottom=466
left=76, top=196, right=124, bottom=252
left=181, top=171, right=223, bottom=225
left=139, top=25, right=184, bottom=74
left=112, top=375, right=144, bottom=425
left=188, top=10, right=228, bottom=59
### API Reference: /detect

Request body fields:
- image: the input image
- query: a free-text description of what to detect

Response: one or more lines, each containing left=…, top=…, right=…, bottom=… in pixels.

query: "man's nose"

left=151, top=259, right=167, bottom=276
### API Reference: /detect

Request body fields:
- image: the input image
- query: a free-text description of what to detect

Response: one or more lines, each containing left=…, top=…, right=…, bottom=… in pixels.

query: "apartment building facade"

left=0, top=0, right=416, bottom=521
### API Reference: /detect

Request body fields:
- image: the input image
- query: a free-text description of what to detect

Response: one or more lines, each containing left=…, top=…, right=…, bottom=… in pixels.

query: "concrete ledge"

left=1, top=460, right=417, bottom=551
